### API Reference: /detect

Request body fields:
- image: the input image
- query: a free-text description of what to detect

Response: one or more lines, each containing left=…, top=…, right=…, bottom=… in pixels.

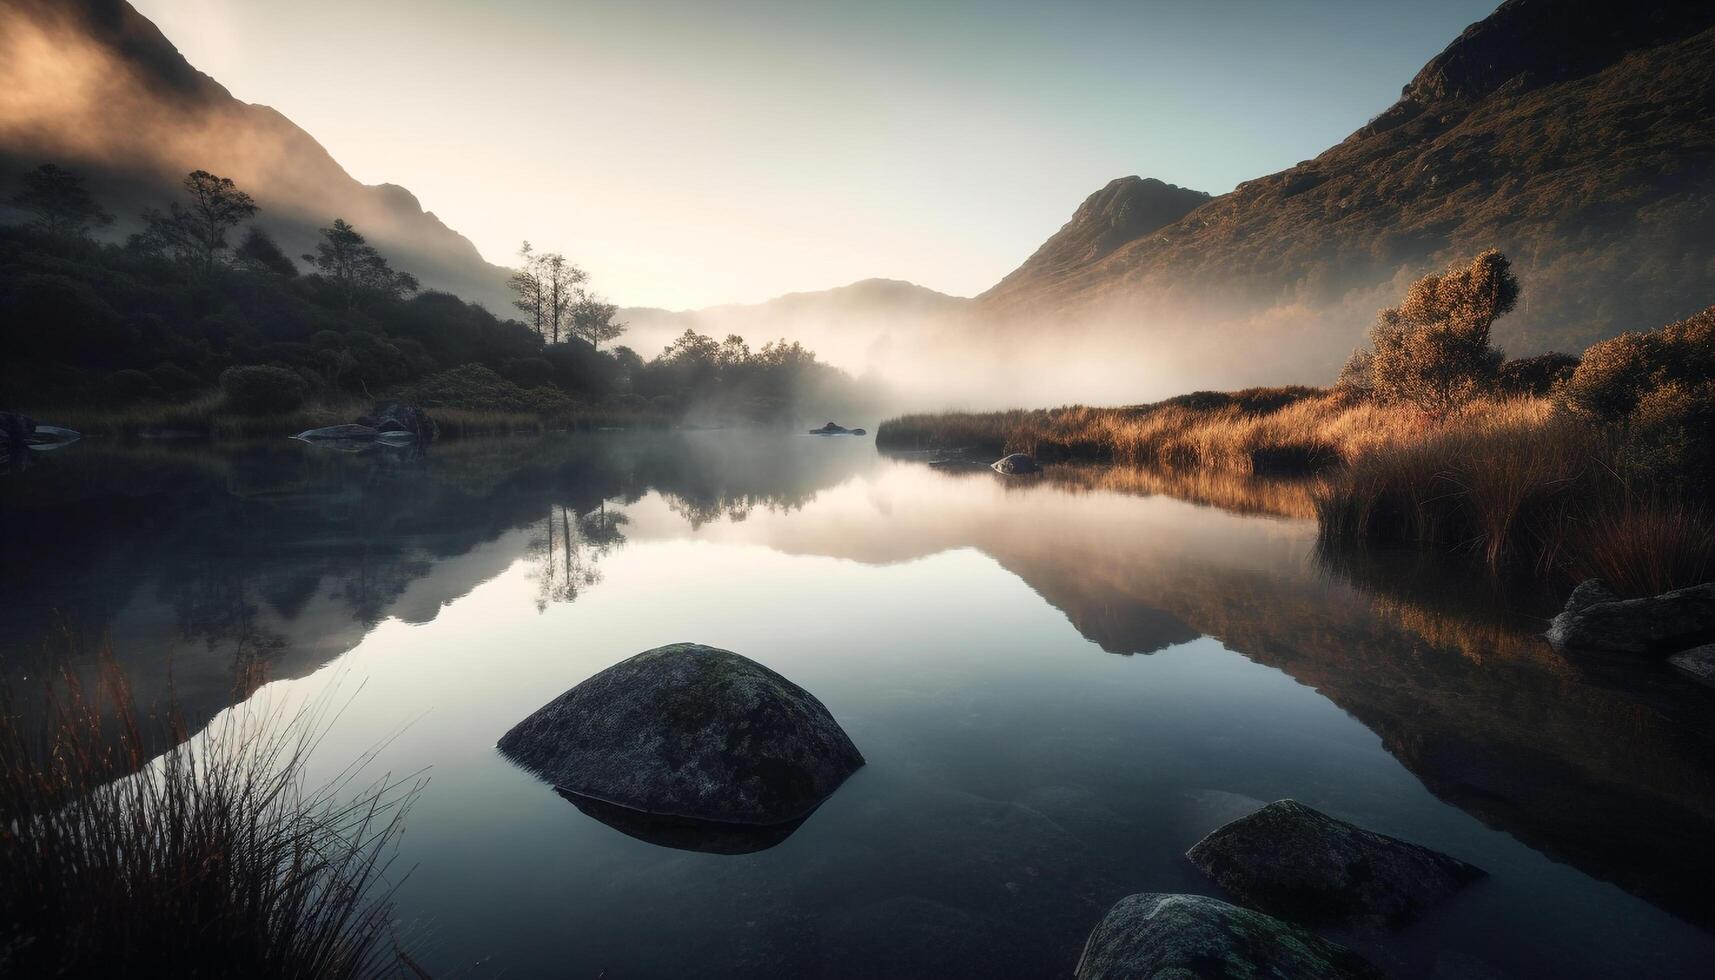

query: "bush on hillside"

left=1563, top=305, right=1715, bottom=489
left=399, top=363, right=574, bottom=415
left=1495, top=352, right=1579, bottom=396
left=219, top=364, right=307, bottom=415
left=1339, top=249, right=1517, bottom=415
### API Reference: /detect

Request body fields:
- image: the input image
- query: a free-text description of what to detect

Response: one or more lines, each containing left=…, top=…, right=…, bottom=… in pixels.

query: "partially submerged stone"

left=498, top=643, right=864, bottom=826
left=294, top=423, right=381, bottom=441
left=1187, top=799, right=1484, bottom=928
left=991, top=452, right=1041, bottom=475
left=1075, top=893, right=1385, bottom=980
left=1668, top=644, right=1715, bottom=687
left=1547, top=578, right=1715, bottom=654
left=809, top=421, right=864, bottom=435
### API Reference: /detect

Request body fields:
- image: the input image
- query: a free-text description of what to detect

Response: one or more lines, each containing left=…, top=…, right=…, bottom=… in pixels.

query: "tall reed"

left=0, top=659, right=425, bottom=978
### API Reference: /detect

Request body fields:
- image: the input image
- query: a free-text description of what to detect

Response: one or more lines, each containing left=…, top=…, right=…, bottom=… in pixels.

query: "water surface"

left=4, top=431, right=1714, bottom=978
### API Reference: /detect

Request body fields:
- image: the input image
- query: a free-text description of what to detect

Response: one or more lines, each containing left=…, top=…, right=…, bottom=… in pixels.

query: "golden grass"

left=885, top=392, right=1714, bottom=594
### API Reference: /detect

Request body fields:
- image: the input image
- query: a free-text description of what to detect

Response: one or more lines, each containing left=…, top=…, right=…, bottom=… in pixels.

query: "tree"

left=570, top=292, right=625, bottom=349
left=506, top=243, right=586, bottom=343
left=1339, top=249, right=1517, bottom=416
left=508, top=241, right=545, bottom=337
left=10, top=163, right=111, bottom=238
left=303, top=219, right=418, bottom=308
left=234, top=227, right=298, bottom=276
left=133, top=170, right=258, bottom=275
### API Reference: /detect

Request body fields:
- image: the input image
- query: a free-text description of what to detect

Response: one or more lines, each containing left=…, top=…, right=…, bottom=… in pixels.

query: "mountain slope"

left=0, top=0, right=514, bottom=312
left=621, top=278, right=968, bottom=369
left=979, top=0, right=1715, bottom=377
left=980, top=177, right=1208, bottom=303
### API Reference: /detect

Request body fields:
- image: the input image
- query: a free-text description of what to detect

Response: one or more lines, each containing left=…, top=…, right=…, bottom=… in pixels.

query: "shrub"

left=1495, top=352, right=1579, bottom=396
left=1564, top=305, right=1715, bottom=490
left=1339, top=249, right=1517, bottom=415
left=147, top=361, right=203, bottom=394
left=399, top=363, right=573, bottom=415
left=102, top=368, right=160, bottom=404
left=501, top=357, right=554, bottom=387
left=219, top=364, right=307, bottom=415
left=1564, top=305, right=1715, bottom=422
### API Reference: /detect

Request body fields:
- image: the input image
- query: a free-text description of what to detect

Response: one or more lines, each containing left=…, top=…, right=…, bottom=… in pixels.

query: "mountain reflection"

left=3, top=432, right=1714, bottom=933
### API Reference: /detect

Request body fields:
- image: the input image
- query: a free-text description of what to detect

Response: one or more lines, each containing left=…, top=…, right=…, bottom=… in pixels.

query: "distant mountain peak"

left=980, top=176, right=1209, bottom=302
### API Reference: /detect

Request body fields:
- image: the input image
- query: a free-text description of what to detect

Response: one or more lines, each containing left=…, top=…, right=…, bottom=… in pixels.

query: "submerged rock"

left=1668, top=644, right=1715, bottom=687
left=1075, top=893, right=1385, bottom=980
left=990, top=452, right=1041, bottom=475
left=1187, top=799, right=1484, bottom=928
left=294, top=423, right=381, bottom=442
left=498, top=643, right=864, bottom=826
left=1547, top=578, right=1715, bottom=654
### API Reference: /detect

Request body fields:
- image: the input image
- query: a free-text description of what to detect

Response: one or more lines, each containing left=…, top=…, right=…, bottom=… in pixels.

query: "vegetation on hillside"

left=883, top=251, right=1715, bottom=593
left=1, top=164, right=874, bottom=433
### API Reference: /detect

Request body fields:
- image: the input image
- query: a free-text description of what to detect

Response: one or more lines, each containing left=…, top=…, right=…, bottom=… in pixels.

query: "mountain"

left=981, top=177, right=1209, bottom=304
left=977, top=0, right=1715, bottom=386
left=621, top=278, right=968, bottom=370
left=0, top=0, right=514, bottom=312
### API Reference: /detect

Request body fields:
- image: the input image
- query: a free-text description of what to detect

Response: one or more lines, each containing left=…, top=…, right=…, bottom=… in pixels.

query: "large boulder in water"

left=991, top=452, right=1041, bottom=475
left=1187, top=799, right=1484, bottom=928
left=1075, top=893, right=1385, bottom=980
left=1546, top=578, right=1715, bottom=654
left=497, top=643, right=864, bottom=826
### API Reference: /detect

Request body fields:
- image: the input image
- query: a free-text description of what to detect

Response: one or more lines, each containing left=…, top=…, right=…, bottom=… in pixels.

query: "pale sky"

left=131, top=0, right=1496, bottom=310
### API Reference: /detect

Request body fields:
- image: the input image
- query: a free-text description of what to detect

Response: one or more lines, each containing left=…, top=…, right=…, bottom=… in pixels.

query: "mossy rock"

left=1076, top=893, right=1386, bottom=979
left=1187, top=799, right=1483, bottom=929
left=498, top=643, right=864, bottom=826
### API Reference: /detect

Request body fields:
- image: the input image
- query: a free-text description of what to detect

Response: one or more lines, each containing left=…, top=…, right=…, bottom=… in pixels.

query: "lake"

left=4, top=430, right=1714, bottom=978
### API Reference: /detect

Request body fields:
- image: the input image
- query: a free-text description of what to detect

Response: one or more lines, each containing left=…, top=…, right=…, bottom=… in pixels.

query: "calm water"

left=4, top=431, right=1715, bottom=978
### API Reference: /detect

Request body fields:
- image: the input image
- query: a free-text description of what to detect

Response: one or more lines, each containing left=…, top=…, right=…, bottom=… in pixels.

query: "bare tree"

left=509, top=241, right=545, bottom=337
left=570, top=292, right=625, bottom=349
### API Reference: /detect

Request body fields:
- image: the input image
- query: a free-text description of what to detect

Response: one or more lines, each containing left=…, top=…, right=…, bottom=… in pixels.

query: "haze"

left=133, top=0, right=1493, bottom=310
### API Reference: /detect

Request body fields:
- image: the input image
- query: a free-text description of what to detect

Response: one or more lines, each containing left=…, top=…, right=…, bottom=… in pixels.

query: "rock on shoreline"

left=1547, top=578, right=1715, bottom=655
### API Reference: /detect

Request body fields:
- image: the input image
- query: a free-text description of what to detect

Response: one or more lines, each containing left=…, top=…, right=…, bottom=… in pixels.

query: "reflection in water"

left=4, top=432, right=1715, bottom=977
left=558, top=789, right=812, bottom=855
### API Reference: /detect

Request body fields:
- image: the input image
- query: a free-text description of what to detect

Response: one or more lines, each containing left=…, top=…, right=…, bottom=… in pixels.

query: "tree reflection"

left=530, top=501, right=630, bottom=610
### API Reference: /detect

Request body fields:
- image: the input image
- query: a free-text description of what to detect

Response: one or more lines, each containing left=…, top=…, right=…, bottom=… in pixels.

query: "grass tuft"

left=0, top=657, right=425, bottom=978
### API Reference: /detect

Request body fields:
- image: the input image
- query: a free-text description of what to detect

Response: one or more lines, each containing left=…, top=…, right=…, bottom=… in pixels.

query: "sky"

left=130, top=0, right=1498, bottom=310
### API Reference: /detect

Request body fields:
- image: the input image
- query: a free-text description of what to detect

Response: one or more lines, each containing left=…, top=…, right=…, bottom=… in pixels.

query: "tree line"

left=2, top=162, right=873, bottom=424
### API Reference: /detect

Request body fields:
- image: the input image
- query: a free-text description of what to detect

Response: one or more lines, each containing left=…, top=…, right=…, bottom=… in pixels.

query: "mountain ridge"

left=0, top=0, right=515, bottom=312
left=976, top=0, right=1715, bottom=383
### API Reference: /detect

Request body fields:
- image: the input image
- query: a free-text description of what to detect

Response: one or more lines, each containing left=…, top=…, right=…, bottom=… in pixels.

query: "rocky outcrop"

left=809, top=422, right=866, bottom=436
left=1187, top=799, right=1484, bottom=928
left=991, top=453, right=1041, bottom=475
left=1546, top=579, right=1715, bottom=655
left=498, top=643, right=864, bottom=826
left=1074, top=893, right=1385, bottom=980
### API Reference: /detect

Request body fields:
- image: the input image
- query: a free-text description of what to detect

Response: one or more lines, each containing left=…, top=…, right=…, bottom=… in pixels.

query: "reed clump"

left=0, top=660, right=425, bottom=978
